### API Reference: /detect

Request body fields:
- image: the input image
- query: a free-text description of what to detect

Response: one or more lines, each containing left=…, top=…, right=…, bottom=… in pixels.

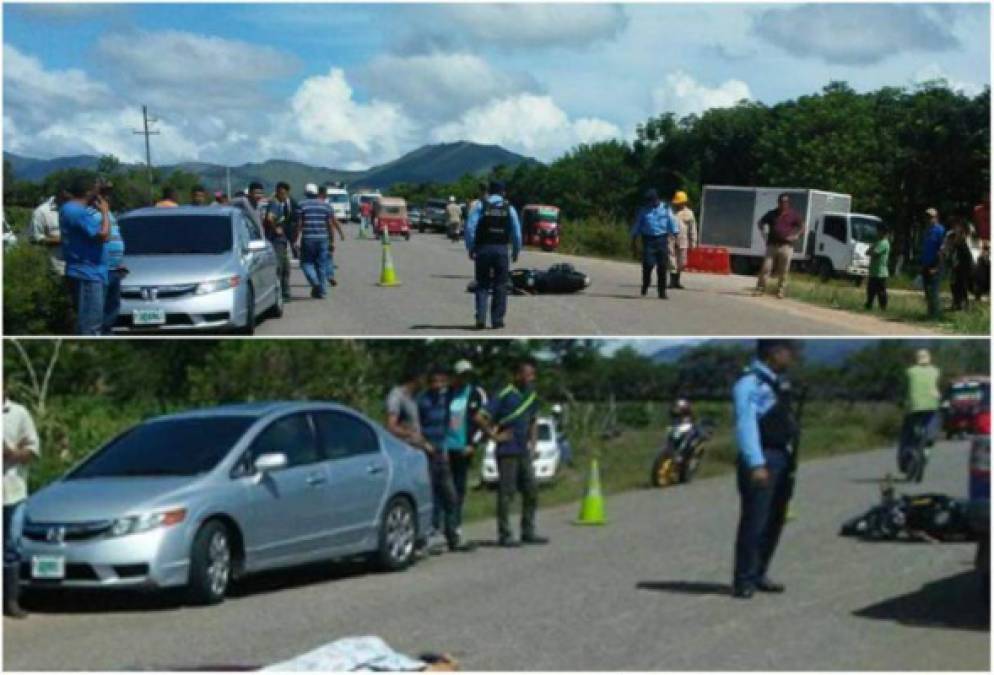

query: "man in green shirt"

left=865, top=224, right=890, bottom=311
left=898, top=349, right=940, bottom=471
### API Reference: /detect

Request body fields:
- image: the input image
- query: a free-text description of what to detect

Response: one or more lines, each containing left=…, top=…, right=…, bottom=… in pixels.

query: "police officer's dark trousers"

left=641, top=235, right=669, bottom=298
left=733, top=448, right=790, bottom=591
left=474, top=244, right=510, bottom=327
left=496, top=454, right=538, bottom=541
left=4, top=503, right=23, bottom=616
left=429, top=453, right=459, bottom=546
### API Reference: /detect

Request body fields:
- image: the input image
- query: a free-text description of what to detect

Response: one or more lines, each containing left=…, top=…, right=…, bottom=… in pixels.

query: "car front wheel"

left=237, top=285, right=256, bottom=335
left=376, top=497, right=417, bottom=572
left=187, top=520, right=232, bottom=605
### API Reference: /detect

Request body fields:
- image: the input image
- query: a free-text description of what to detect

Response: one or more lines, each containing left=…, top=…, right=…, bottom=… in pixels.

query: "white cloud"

left=431, top=94, right=621, bottom=160
left=263, top=68, right=415, bottom=167
left=753, top=5, right=959, bottom=65
left=34, top=110, right=200, bottom=164
left=913, top=64, right=985, bottom=97
left=360, top=53, right=538, bottom=123
left=3, top=44, right=112, bottom=126
left=399, top=4, right=628, bottom=52
left=95, top=30, right=299, bottom=111
left=651, top=71, right=751, bottom=118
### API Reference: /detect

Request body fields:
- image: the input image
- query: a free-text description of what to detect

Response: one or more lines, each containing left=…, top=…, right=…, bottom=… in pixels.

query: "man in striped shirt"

left=295, top=183, right=334, bottom=299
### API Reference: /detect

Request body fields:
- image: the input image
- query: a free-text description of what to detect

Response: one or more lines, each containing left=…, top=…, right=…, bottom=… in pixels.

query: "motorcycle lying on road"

left=650, top=418, right=714, bottom=487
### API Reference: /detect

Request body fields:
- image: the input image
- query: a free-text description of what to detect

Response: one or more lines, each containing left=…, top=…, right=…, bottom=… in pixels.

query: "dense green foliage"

left=4, top=338, right=987, bottom=491
left=400, top=82, right=990, bottom=270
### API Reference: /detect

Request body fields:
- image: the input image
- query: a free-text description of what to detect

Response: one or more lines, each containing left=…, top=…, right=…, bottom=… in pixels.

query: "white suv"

left=481, top=417, right=561, bottom=485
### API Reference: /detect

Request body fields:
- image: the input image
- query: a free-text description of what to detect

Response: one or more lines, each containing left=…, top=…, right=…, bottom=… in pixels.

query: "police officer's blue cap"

left=489, top=180, right=506, bottom=194
left=644, top=189, right=659, bottom=202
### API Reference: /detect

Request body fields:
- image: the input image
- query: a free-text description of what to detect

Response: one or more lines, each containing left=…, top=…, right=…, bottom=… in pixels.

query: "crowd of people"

left=385, top=358, right=549, bottom=553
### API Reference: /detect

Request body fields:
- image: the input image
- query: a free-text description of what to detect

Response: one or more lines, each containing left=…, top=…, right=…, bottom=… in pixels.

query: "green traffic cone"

left=575, top=459, right=606, bottom=525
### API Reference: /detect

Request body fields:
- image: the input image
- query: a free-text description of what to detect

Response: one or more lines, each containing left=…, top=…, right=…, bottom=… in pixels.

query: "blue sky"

left=4, top=3, right=989, bottom=169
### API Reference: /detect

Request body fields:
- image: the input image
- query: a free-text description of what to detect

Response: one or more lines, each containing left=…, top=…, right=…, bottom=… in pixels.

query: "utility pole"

left=226, top=166, right=231, bottom=199
left=133, top=105, right=160, bottom=204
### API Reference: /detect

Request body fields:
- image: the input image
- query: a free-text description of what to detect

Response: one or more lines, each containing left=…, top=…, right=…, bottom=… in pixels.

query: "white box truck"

left=324, top=184, right=351, bottom=222
left=698, top=185, right=883, bottom=279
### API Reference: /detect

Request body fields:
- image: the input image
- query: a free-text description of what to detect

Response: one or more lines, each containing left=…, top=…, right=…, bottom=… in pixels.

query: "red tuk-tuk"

left=522, top=204, right=560, bottom=251
left=373, top=197, right=411, bottom=240
left=941, top=376, right=991, bottom=438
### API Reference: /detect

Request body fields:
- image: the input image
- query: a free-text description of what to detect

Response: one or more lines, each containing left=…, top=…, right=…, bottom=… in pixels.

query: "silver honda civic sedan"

left=17, top=402, right=432, bottom=605
left=113, top=207, right=282, bottom=334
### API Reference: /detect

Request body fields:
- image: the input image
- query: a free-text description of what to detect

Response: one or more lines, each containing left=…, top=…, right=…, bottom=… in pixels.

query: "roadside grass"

left=786, top=277, right=990, bottom=335
left=460, top=400, right=901, bottom=526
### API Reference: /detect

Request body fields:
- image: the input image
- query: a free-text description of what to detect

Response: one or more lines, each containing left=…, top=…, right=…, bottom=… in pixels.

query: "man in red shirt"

left=754, top=193, right=805, bottom=299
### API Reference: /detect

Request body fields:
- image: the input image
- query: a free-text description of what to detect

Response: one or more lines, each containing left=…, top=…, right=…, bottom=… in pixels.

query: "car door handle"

left=306, top=473, right=327, bottom=486
left=366, top=464, right=385, bottom=475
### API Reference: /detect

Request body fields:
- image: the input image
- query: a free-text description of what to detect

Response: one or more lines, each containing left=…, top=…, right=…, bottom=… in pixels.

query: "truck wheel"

left=817, top=258, right=834, bottom=282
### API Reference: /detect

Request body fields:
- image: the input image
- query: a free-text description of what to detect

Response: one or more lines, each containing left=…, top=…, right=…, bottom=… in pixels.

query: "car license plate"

left=133, top=308, right=166, bottom=325
left=31, top=555, right=65, bottom=579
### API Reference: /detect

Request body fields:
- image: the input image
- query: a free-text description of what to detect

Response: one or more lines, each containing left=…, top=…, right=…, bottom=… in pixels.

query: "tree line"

left=393, top=81, right=990, bottom=270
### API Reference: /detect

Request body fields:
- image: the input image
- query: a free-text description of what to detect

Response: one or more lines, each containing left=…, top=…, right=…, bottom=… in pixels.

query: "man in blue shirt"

left=630, top=189, right=680, bottom=299
left=295, top=183, right=334, bottom=299
left=60, top=175, right=111, bottom=335
left=732, top=340, right=800, bottom=599
left=417, top=365, right=472, bottom=553
left=920, top=207, right=946, bottom=319
left=100, top=183, right=126, bottom=335
left=481, top=359, right=548, bottom=547
left=465, top=181, right=522, bottom=330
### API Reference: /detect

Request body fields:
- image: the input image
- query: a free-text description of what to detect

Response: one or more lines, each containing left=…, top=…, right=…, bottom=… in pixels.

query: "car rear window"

left=67, top=416, right=254, bottom=479
left=383, top=206, right=403, bottom=215
left=120, top=215, right=233, bottom=255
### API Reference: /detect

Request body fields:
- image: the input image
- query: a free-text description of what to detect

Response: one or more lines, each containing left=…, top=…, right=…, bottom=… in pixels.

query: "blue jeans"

left=67, top=276, right=106, bottom=336
left=474, top=244, right=510, bottom=326
left=429, top=454, right=459, bottom=544
left=641, top=235, right=669, bottom=296
left=324, top=246, right=336, bottom=281
left=734, top=449, right=790, bottom=590
left=300, top=238, right=329, bottom=297
left=103, top=269, right=124, bottom=334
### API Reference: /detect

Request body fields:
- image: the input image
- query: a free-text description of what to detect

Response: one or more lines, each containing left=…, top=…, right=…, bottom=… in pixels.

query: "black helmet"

left=670, top=398, right=692, bottom=418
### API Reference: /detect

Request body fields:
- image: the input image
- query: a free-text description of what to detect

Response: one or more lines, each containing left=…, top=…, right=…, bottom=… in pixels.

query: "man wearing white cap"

left=444, top=359, right=488, bottom=544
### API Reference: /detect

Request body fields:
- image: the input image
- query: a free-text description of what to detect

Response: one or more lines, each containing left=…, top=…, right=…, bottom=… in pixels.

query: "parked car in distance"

left=941, top=376, right=991, bottom=439
left=969, top=404, right=990, bottom=590
left=421, top=198, right=449, bottom=233
left=17, top=401, right=433, bottom=605
left=324, top=185, right=351, bottom=223
left=2, top=216, right=17, bottom=249
left=373, top=197, right=411, bottom=240
left=408, top=206, right=424, bottom=229
left=114, top=207, right=282, bottom=334
left=481, top=416, right=561, bottom=485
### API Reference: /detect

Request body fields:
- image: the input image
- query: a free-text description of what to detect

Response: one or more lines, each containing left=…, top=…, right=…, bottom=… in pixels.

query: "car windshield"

left=121, top=216, right=233, bottom=255
left=67, top=416, right=254, bottom=479
left=329, top=194, right=349, bottom=204
left=850, top=217, right=880, bottom=245
left=383, top=206, right=403, bottom=215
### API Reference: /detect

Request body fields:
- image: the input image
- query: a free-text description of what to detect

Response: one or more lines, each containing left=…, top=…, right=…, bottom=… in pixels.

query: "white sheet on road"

left=264, top=636, right=425, bottom=672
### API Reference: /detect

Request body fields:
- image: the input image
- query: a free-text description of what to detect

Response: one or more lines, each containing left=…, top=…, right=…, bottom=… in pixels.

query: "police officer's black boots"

left=658, top=272, right=668, bottom=299
left=3, top=560, right=27, bottom=618
left=671, top=272, right=684, bottom=289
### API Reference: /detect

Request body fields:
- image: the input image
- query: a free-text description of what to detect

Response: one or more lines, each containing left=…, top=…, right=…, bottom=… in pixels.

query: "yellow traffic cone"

left=574, top=459, right=606, bottom=525
left=378, top=234, right=401, bottom=287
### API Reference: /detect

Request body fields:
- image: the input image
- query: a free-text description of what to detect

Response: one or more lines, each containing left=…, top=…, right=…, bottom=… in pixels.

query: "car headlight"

left=195, top=276, right=240, bottom=295
left=108, top=508, right=187, bottom=537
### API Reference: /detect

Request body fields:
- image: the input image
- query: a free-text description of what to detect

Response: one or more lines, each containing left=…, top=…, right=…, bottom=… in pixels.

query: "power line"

left=133, top=105, right=160, bottom=204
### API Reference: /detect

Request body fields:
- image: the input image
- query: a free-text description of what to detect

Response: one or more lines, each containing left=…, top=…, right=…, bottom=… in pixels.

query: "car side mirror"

left=245, top=240, right=268, bottom=254
left=253, top=452, right=287, bottom=481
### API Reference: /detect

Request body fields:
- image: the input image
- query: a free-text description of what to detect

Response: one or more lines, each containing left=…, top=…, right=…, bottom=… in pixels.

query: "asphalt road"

left=255, top=226, right=936, bottom=336
left=4, top=440, right=987, bottom=671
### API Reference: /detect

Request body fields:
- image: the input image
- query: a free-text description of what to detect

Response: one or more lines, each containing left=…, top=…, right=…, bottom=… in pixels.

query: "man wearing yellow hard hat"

left=670, top=190, right=698, bottom=289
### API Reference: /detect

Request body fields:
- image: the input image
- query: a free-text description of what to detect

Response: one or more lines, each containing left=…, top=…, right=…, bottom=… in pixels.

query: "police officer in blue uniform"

left=630, top=189, right=680, bottom=299
left=482, top=359, right=549, bottom=547
left=465, top=181, right=522, bottom=329
left=732, top=339, right=800, bottom=598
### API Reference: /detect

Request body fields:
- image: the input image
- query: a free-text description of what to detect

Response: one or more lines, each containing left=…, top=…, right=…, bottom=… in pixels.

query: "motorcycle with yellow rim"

left=650, top=418, right=714, bottom=487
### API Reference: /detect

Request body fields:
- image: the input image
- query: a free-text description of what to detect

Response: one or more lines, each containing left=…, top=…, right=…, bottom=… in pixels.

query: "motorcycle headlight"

left=195, top=276, right=240, bottom=295
left=108, top=508, right=187, bottom=538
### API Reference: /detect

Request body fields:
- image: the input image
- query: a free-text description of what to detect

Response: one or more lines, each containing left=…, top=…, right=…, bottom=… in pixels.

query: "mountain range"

left=4, top=141, right=535, bottom=191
